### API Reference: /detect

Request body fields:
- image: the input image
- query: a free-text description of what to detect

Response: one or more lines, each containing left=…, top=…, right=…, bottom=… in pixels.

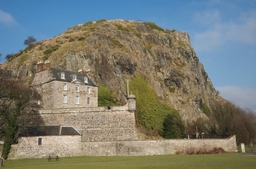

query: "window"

left=72, top=74, right=77, bottom=81
left=87, top=97, right=90, bottom=105
left=63, top=83, right=67, bottom=90
left=84, top=76, right=88, bottom=83
left=38, top=138, right=42, bottom=145
left=63, top=95, right=67, bottom=103
left=60, top=72, right=65, bottom=79
left=75, top=96, right=80, bottom=104
left=87, top=87, right=91, bottom=94
left=75, top=85, right=80, bottom=92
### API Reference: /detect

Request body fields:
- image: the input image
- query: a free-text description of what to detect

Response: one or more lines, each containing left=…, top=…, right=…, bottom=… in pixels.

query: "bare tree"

left=210, top=100, right=256, bottom=144
left=0, top=73, right=43, bottom=159
left=24, top=36, right=36, bottom=47
left=5, top=53, right=16, bottom=61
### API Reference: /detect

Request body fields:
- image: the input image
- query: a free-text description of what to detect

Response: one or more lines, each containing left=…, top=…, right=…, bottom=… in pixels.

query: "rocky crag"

left=0, top=19, right=220, bottom=124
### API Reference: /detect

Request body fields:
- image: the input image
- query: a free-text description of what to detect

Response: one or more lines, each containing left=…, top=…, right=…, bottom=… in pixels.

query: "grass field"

left=3, top=153, right=256, bottom=169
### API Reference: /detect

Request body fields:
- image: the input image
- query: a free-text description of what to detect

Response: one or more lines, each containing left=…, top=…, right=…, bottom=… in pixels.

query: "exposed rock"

left=0, top=20, right=220, bottom=123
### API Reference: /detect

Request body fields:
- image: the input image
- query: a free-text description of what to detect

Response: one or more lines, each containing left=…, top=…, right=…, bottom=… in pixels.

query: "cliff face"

left=0, top=20, right=219, bottom=123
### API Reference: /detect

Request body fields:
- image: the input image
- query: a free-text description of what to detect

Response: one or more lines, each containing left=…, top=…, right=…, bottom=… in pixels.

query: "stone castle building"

left=8, top=62, right=237, bottom=159
left=32, top=62, right=98, bottom=109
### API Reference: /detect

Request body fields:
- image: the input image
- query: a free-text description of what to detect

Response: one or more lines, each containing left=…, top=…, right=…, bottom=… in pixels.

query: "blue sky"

left=0, top=0, right=256, bottom=112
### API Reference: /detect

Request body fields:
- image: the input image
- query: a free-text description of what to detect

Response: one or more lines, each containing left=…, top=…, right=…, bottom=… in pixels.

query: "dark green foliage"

left=129, top=74, right=183, bottom=136
left=69, top=38, right=75, bottom=42
left=0, top=75, right=43, bottom=159
left=98, top=85, right=118, bottom=106
left=43, top=45, right=59, bottom=55
left=162, top=114, right=185, bottom=138
left=145, top=22, right=164, bottom=32
left=6, top=53, right=16, bottom=61
left=24, top=36, right=36, bottom=47
left=78, top=37, right=85, bottom=41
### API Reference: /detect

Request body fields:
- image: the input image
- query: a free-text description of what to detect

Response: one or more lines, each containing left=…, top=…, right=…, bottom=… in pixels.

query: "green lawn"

left=3, top=153, right=256, bottom=169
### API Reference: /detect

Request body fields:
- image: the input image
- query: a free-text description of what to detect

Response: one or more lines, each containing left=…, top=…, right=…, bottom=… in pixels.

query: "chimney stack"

left=36, top=61, right=50, bottom=73
left=85, top=69, right=91, bottom=77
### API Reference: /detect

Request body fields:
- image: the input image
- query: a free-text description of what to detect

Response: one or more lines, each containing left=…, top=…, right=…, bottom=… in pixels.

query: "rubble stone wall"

left=10, top=135, right=237, bottom=159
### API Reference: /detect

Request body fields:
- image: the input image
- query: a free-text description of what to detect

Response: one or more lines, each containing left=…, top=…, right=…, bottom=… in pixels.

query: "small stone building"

left=31, top=62, right=98, bottom=109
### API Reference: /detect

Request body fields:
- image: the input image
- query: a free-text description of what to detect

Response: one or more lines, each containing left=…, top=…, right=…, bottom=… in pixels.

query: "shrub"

left=5, top=53, right=16, bottom=61
left=78, top=37, right=85, bottom=41
left=176, top=147, right=225, bottom=155
left=96, top=19, right=107, bottom=23
left=83, top=21, right=93, bottom=27
left=43, top=45, right=59, bottom=55
left=98, top=85, right=118, bottom=106
left=129, top=74, right=182, bottom=136
left=162, top=113, right=185, bottom=138
left=168, top=87, right=175, bottom=93
left=69, top=38, right=75, bottom=42
left=145, top=22, right=164, bottom=32
left=202, top=103, right=210, bottom=116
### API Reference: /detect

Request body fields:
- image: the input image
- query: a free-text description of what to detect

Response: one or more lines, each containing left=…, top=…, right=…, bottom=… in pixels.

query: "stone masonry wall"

left=10, top=135, right=237, bottom=159
left=10, top=136, right=81, bottom=159
left=39, top=106, right=138, bottom=141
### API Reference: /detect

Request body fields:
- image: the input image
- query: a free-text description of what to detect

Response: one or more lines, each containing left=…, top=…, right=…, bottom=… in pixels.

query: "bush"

left=98, top=85, right=118, bottom=106
left=83, top=21, right=93, bottom=27
left=69, top=38, right=75, bottom=42
left=43, top=45, right=59, bottom=55
left=96, top=19, right=107, bottom=23
left=129, top=74, right=183, bottom=136
left=176, top=147, right=225, bottom=155
left=202, top=103, right=210, bottom=116
left=162, top=114, right=185, bottom=138
left=145, top=22, right=164, bottom=32
left=78, top=37, right=85, bottom=41
left=5, top=53, right=16, bottom=61
left=168, top=87, right=175, bottom=93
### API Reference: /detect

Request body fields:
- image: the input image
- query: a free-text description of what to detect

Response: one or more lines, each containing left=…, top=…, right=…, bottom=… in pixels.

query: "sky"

left=0, top=0, right=256, bottom=112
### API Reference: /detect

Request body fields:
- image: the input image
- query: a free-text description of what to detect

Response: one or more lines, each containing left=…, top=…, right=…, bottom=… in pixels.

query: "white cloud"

left=193, top=10, right=256, bottom=52
left=0, top=9, right=17, bottom=25
left=193, top=10, right=221, bottom=26
left=216, top=86, right=256, bottom=112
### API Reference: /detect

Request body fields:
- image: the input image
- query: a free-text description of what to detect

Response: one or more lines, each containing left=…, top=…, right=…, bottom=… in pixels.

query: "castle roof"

left=20, top=125, right=81, bottom=136
left=49, top=68, right=97, bottom=87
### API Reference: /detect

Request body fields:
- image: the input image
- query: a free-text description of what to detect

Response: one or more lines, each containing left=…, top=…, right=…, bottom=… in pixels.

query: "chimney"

left=85, top=69, right=91, bottom=77
left=36, top=61, right=50, bottom=73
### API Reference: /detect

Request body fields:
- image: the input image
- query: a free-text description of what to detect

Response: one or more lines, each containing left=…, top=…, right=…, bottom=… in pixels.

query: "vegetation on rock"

left=98, top=85, right=119, bottom=106
left=0, top=19, right=255, bottom=143
left=129, top=74, right=184, bottom=137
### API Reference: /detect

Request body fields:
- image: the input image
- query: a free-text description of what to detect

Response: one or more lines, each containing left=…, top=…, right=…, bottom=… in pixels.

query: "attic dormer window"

left=72, top=74, right=77, bottom=81
left=84, top=76, right=88, bottom=83
left=60, top=72, right=65, bottom=79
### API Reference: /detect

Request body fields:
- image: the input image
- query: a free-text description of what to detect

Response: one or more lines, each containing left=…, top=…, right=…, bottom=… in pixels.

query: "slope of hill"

left=0, top=19, right=220, bottom=125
